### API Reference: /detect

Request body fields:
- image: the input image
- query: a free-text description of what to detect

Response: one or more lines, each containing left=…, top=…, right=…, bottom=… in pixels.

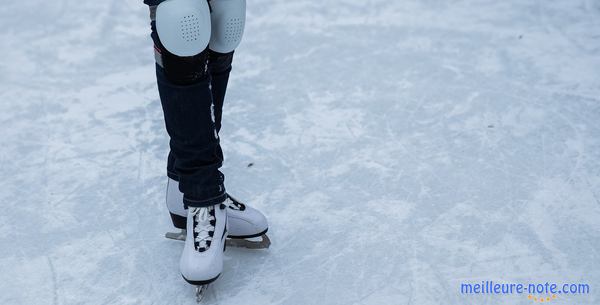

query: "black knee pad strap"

left=151, top=28, right=210, bottom=86
left=208, top=50, right=234, bottom=76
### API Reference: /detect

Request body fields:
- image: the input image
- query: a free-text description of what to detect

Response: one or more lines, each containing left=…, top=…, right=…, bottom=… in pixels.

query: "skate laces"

left=191, top=206, right=216, bottom=252
left=226, top=195, right=246, bottom=211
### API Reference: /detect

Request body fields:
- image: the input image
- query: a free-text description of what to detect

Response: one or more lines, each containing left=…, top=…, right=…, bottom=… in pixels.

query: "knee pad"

left=154, top=0, right=212, bottom=85
left=209, top=0, right=246, bottom=53
left=156, top=0, right=211, bottom=57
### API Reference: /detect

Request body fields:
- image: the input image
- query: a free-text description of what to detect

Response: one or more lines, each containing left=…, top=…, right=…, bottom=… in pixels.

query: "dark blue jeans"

left=147, top=3, right=234, bottom=207
left=143, top=0, right=164, bottom=6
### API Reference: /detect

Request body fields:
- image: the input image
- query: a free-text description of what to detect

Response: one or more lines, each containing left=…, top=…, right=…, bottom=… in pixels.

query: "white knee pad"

left=209, top=0, right=246, bottom=53
left=156, top=0, right=211, bottom=57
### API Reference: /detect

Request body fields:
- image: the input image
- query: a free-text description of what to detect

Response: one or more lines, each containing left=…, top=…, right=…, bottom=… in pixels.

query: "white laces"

left=191, top=207, right=215, bottom=250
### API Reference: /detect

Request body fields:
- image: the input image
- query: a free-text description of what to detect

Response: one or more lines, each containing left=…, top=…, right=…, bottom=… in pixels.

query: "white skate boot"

left=165, top=178, right=270, bottom=249
left=180, top=203, right=227, bottom=302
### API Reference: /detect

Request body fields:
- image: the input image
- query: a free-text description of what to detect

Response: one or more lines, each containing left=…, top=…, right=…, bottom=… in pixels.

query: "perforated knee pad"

left=156, top=0, right=211, bottom=57
left=209, top=0, right=246, bottom=53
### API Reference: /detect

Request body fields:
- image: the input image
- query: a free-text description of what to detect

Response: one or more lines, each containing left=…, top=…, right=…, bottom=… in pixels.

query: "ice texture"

left=0, top=0, right=599, bottom=304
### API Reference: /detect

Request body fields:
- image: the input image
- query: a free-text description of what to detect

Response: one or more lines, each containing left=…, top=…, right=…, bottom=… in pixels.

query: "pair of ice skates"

left=164, top=178, right=270, bottom=302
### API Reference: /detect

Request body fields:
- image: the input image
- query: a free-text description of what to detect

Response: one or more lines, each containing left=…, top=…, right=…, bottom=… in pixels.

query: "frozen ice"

left=0, top=0, right=599, bottom=304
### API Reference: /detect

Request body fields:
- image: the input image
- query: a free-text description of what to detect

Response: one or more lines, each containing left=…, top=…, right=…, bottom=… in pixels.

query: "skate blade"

left=166, top=230, right=271, bottom=249
left=226, top=234, right=271, bottom=249
left=165, top=229, right=186, bottom=241
left=196, top=284, right=209, bottom=303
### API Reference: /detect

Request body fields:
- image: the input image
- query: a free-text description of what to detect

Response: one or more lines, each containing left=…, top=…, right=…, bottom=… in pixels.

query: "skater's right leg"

left=151, top=0, right=227, bottom=208
left=148, top=0, right=227, bottom=288
left=180, top=202, right=227, bottom=285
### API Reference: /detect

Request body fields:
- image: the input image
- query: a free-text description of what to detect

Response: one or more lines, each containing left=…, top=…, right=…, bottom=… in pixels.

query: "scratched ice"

left=0, top=1, right=599, bottom=304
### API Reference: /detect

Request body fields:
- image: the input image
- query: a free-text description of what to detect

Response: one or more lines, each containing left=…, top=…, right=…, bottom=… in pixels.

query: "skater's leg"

left=162, top=52, right=233, bottom=234
left=146, top=3, right=229, bottom=299
left=207, top=0, right=246, bottom=132
left=163, top=0, right=241, bottom=217
left=166, top=50, right=231, bottom=183
left=148, top=1, right=227, bottom=208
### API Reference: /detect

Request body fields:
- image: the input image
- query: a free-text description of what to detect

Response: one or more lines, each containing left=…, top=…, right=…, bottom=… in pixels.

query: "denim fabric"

left=147, top=6, right=235, bottom=207
left=156, top=64, right=227, bottom=207
left=143, top=0, right=165, bottom=6
left=167, top=50, right=234, bottom=182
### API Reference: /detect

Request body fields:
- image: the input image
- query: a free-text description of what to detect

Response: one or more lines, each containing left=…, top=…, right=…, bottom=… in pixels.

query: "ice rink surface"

left=1, top=0, right=599, bottom=304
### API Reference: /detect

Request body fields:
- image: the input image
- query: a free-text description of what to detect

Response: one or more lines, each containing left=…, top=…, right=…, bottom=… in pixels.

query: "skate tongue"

left=192, top=206, right=215, bottom=251
left=192, top=207, right=210, bottom=221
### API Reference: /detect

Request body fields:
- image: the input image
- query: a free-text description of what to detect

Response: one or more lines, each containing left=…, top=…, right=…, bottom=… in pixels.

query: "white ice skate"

left=180, top=204, right=227, bottom=302
left=165, top=178, right=270, bottom=249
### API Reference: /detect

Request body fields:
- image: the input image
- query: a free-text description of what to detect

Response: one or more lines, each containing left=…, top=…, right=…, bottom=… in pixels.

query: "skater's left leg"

left=206, top=0, right=246, bottom=132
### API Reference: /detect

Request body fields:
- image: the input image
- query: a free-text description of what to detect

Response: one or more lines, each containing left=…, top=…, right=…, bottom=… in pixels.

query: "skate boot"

left=224, top=194, right=271, bottom=249
left=165, top=178, right=270, bottom=249
left=180, top=203, right=227, bottom=302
